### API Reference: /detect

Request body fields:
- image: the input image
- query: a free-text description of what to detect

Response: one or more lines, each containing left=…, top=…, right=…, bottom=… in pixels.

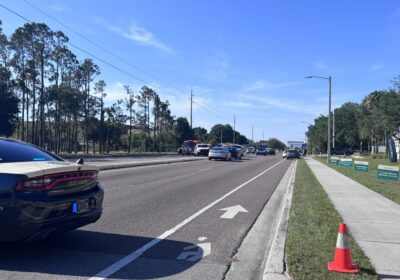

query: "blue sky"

left=1, top=0, right=400, bottom=143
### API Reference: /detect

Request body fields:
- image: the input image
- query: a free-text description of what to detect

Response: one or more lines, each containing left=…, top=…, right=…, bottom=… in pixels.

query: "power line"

left=0, top=2, right=185, bottom=97
left=21, top=0, right=185, bottom=94
left=192, top=98, right=249, bottom=138
left=1, top=2, right=251, bottom=137
left=0, top=3, right=31, bottom=22
left=192, top=99, right=245, bottom=130
left=0, top=3, right=150, bottom=84
left=192, top=100, right=226, bottom=121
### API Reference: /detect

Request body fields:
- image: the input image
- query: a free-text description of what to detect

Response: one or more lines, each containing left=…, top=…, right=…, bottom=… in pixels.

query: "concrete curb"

left=262, top=160, right=297, bottom=280
left=96, top=157, right=206, bottom=171
left=60, top=152, right=177, bottom=160
left=224, top=160, right=297, bottom=280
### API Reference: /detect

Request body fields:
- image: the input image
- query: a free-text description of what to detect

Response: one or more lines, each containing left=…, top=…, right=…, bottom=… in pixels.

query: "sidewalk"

left=305, top=157, right=400, bottom=279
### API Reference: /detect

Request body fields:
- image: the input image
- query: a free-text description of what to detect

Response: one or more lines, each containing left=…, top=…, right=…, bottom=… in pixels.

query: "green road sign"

left=339, top=158, right=353, bottom=167
left=354, top=161, right=369, bottom=172
left=377, top=165, right=399, bottom=181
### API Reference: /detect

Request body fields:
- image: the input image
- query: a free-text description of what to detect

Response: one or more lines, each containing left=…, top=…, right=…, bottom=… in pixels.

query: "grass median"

left=285, top=159, right=377, bottom=280
left=316, top=156, right=399, bottom=205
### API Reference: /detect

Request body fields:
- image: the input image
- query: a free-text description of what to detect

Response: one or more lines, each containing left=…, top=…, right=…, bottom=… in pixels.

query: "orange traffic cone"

left=328, top=223, right=360, bottom=273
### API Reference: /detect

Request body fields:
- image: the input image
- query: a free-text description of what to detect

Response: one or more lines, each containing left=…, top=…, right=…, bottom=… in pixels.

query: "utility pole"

left=190, top=90, right=193, bottom=129
left=233, top=115, right=236, bottom=143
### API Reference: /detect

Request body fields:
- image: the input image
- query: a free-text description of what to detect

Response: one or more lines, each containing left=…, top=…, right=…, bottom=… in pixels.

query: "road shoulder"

left=224, top=160, right=296, bottom=280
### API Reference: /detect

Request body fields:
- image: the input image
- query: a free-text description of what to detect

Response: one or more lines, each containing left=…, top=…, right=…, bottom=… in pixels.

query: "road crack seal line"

left=89, top=159, right=287, bottom=280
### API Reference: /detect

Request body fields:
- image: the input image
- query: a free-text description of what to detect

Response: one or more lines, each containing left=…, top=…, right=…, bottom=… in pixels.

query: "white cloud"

left=103, top=81, right=191, bottom=118
left=241, top=93, right=328, bottom=116
left=370, top=64, right=385, bottom=72
left=224, top=101, right=253, bottom=108
left=200, top=51, right=230, bottom=81
left=49, top=4, right=69, bottom=12
left=313, top=61, right=329, bottom=70
left=243, top=95, right=298, bottom=111
left=104, top=81, right=133, bottom=103
left=245, top=80, right=266, bottom=91
left=105, top=21, right=174, bottom=54
left=244, top=80, right=301, bottom=92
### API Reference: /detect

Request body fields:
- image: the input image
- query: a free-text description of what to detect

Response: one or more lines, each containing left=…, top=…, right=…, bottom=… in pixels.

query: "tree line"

left=0, top=21, right=253, bottom=153
left=307, top=78, right=400, bottom=154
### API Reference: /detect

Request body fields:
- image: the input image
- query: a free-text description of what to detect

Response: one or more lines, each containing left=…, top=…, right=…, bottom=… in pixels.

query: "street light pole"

left=328, top=76, right=332, bottom=163
left=306, top=75, right=332, bottom=163
left=332, top=108, right=335, bottom=148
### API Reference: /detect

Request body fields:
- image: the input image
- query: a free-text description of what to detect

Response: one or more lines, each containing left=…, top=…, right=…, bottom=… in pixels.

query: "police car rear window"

left=0, top=140, right=61, bottom=163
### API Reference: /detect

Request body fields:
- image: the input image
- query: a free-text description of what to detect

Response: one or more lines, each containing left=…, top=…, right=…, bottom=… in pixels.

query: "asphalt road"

left=0, top=154, right=291, bottom=280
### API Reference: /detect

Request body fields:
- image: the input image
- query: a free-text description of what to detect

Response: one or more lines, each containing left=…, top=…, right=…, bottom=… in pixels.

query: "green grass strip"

left=316, top=157, right=399, bottom=205
left=285, top=159, right=378, bottom=280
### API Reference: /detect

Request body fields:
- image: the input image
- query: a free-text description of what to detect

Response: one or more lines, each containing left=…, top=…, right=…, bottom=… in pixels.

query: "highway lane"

left=0, top=154, right=292, bottom=280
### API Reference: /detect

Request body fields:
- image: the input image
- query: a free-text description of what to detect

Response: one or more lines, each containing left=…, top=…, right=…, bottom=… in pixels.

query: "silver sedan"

left=208, top=146, right=232, bottom=161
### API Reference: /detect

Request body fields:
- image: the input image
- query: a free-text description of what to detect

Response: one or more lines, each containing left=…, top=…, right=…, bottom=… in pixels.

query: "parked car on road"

left=282, top=150, right=288, bottom=158
left=287, top=149, right=300, bottom=159
left=181, top=140, right=198, bottom=155
left=231, top=144, right=245, bottom=157
left=0, top=138, right=104, bottom=242
left=177, top=147, right=183, bottom=155
left=194, top=143, right=211, bottom=156
left=228, top=146, right=242, bottom=160
left=209, top=146, right=232, bottom=161
left=246, top=147, right=255, bottom=154
left=256, top=146, right=267, bottom=156
left=268, top=148, right=276, bottom=155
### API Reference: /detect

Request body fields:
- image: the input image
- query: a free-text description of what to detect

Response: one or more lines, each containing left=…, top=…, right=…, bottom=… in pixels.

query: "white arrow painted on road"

left=219, top=205, right=248, bottom=219
left=176, top=242, right=211, bottom=262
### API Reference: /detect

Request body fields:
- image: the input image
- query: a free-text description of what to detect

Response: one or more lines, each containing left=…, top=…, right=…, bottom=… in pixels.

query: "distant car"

left=229, top=146, right=242, bottom=160
left=256, top=146, right=267, bottom=156
left=181, top=141, right=197, bottom=155
left=231, top=144, right=245, bottom=157
left=282, top=150, right=288, bottom=158
left=177, top=147, right=183, bottom=155
left=268, top=148, right=276, bottom=155
left=331, top=147, right=353, bottom=156
left=194, top=143, right=211, bottom=156
left=0, top=138, right=104, bottom=242
left=209, top=146, right=232, bottom=161
left=246, top=147, right=255, bottom=154
left=287, top=149, right=300, bottom=159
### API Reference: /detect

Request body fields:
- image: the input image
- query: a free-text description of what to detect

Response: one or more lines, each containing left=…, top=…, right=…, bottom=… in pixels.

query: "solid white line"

left=89, top=159, right=286, bottom=280
left=105, top=186, right=125, bottom=192
left=199, top=168, right=212, bottom=172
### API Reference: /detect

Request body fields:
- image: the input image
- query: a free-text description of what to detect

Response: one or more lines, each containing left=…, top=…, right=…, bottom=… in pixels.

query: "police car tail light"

left=16, top=171, right=98, bottom=192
